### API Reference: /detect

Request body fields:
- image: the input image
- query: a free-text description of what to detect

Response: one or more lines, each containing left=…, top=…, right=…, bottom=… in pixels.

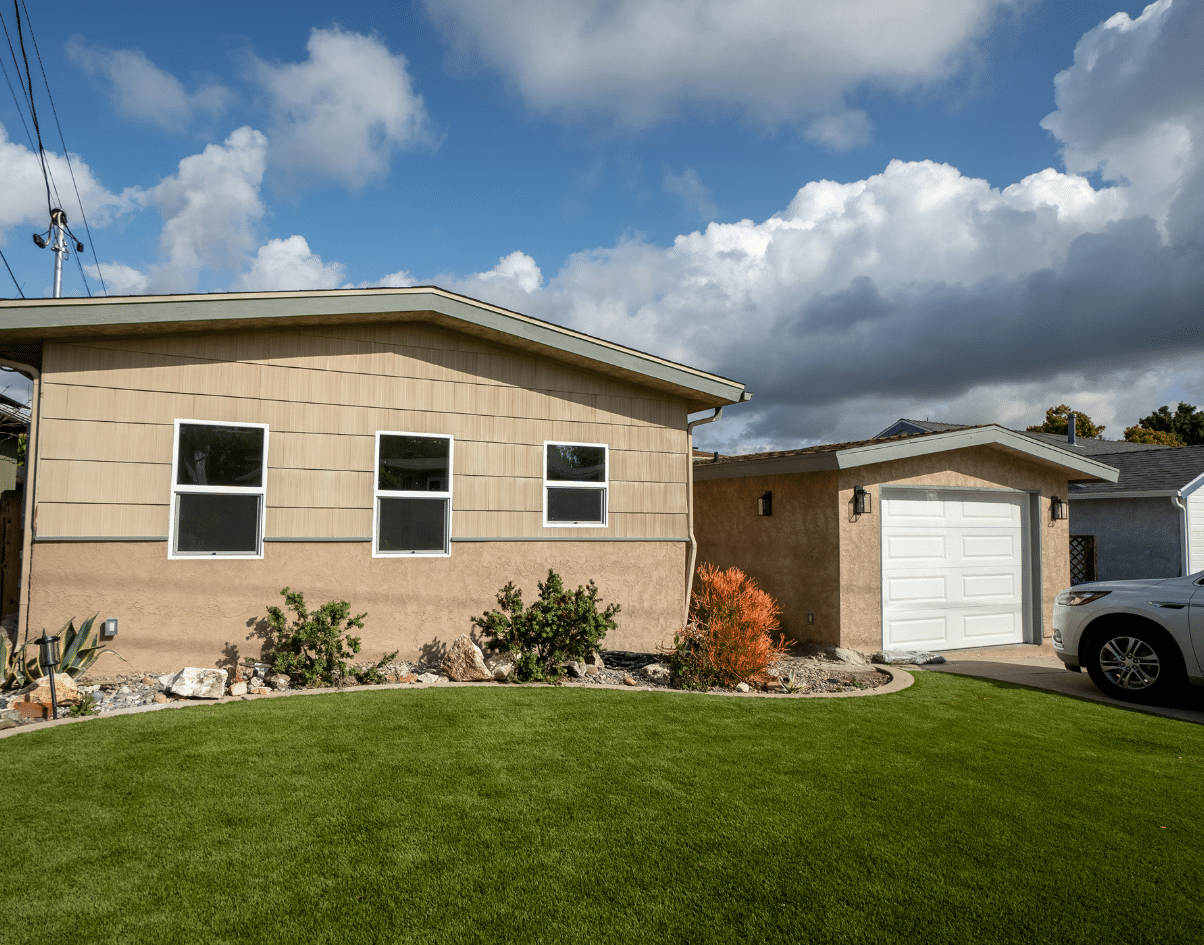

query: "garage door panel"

left=960, top=572, right=1017, bottom=600
left=882, top=490, right=1028, bottom=651
left=886, top=616, right=949, bottom=647
left=884, top=533, right=946, bottom=562
left=886, top=575, right=947, bottom=602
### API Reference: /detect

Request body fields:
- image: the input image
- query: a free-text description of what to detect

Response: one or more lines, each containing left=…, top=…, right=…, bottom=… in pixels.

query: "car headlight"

left=1055, top=589, right=1111, bottom=607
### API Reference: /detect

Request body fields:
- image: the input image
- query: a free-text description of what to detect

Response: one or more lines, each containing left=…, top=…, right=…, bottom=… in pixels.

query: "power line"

left=0, top=25, right=35, bottom=151
left=11, top=1, right=51, bottom=217
left=0, top=247, right=24, bottom=298
left=17, top=0, right=101, bottom=295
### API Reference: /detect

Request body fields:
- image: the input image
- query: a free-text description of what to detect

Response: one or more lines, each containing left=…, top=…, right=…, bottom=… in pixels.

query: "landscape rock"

left=832, top=647, right=866, bottom=665
left=14, top=701, right=51, bottom=719
left=141, top=676, right=157, bottom=686
left=565, top=660, right=585, bottom=678
left=735, top=682, right=750, bottom=693
left=441, top=635, right=492, bottom=682
left=0, top=717, right=17, bottom=730
left=20, top=673, right=82, bottom=705
left=640, top=663, right=670, bottom=680
left=872, top=650, right=946, bottom=665
left=166, top=667, right=227, bottom=699
left=622, top=674, right=636, bottom=686
left=228, top=681, right=248, bottom=697
left=491, top=665, right=511, bottom=681
left=585, top=651, right=605, bottom=670
left=153, top=692, right=168, bottom=704
left=266, top=673, right=291, bottom=691
left=398, top=673, right=417, bottom=683
left=250, top=687, right=271, bottom=695
left=584, top=664, right=599, bottom=677
left=415, top=672, right=441, bottom=684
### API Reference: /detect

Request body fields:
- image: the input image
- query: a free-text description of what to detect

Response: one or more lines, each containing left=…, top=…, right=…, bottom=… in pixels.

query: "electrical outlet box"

left=101, top=617, right=118, bottom=639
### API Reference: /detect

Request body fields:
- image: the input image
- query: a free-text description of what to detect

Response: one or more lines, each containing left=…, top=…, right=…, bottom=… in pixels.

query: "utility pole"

left=32, top=208, right=83, bottom=299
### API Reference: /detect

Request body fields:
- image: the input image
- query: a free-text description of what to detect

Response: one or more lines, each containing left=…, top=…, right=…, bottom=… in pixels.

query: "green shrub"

left=261, top=587, right=396, bottom=688
left=471, top=570, right=619, bottom=682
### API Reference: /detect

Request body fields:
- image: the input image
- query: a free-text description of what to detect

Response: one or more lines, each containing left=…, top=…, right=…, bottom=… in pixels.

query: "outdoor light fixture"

left=853, top=486, right=872, bottom=516
left=31, top=233, right=46, bottom=248
left=1051, top=496, right=1067, bottom=521
left=758, top=491, right=772, bottom=516
left=34, top=633, right=62, bottom=718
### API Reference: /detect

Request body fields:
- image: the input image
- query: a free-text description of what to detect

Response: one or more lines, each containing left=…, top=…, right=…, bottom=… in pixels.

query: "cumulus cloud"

left=474, top=250, right=544, bottom=294
left=663, top=167, right=717, bottom=219
left=233, top=235, right=345, bottom=291
left=250, top=27, right=437, bottom=188
left=425, top=0, right=1020, bottom=128
left=67, top=37, right=233, bottom=132
left=435, top=0, right=1204, bottom=449
left=0, top=122, right=124, bottom=240
left=129, top=126, right=268, bottom=291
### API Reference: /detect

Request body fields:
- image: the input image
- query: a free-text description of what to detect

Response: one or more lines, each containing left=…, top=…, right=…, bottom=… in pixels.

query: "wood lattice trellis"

left=1070, top=535, right=1096, bottom=585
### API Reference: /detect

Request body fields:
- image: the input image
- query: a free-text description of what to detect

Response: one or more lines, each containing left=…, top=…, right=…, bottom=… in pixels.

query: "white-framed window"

left=169, top=419, right=269, bottom=559
left=543, top=441, right=608, bottom=527
left=374, top=431, right=453, bottom=557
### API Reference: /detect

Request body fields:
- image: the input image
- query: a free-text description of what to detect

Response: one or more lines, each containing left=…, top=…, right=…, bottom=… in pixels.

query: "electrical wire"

left=18, top=0, right=101, bottom=296
left=0, top=30, right=35, bottom=152
left=11, top=1, right=51, bottom=217
left=0, top=247, right=24, bottom=298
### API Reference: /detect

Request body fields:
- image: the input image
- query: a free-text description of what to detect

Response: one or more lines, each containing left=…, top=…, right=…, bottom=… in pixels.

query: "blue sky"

left=1, top=0, right=1201, bottom=450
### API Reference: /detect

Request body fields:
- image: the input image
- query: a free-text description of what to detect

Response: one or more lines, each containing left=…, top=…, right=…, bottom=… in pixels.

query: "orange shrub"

left=668, top=564, right=787, bottom=688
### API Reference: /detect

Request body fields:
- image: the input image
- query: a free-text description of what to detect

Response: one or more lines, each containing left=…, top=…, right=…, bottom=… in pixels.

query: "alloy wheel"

left=1098, top=636, right=1161, bottom=691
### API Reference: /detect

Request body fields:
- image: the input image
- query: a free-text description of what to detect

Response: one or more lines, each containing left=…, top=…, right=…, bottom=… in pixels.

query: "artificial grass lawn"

left=3, top=673, right=1203, bottom=945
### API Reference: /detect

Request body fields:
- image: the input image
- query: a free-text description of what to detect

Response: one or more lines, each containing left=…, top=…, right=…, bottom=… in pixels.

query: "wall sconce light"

left=1051, top=495, right=1067, bottom=521
left=758, top=491, right=772, bottom=516
left=853, top=486, right=872, bottom=515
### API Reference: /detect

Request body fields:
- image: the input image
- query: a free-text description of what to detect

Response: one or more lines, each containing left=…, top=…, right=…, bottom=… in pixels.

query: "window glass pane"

left=546, top=444, right=606, bottom=483
left=379, top=435, right=450, bottom=492
left=378, top=497, right=448, bottom=553
left=175, top=493, right=260, bottom=554
left=547, top=487, right=604, bottom=524
left=177, top=424, right=264, bottom=487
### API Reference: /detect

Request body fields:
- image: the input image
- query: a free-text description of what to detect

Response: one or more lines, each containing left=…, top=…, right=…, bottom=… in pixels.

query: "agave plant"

left=1, top=615, right=123, bottom=690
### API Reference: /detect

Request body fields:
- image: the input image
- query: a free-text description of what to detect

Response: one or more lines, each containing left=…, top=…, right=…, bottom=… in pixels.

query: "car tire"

left=1082, top=623, right=1186, bottom=704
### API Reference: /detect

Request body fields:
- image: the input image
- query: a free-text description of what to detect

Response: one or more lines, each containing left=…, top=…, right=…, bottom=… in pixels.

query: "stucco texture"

left=1071, top=496, right=1183, bottom=581
left=694, top=444, right=1071, bottom=653
left=26, top=540, right=685, bottom=674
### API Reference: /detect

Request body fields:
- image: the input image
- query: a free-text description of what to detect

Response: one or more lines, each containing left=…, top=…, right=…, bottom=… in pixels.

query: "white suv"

left=1052, top=573, right=1204, bottom=703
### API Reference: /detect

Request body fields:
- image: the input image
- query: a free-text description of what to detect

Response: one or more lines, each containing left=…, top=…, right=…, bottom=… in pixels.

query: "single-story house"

left=875, top=417, right=1171, bottom=456
left=693, top=426, right=1118, bottom=654
left=0, top=287, right=747, bottom=672
left=1068, top=446, right=1204, bottom=582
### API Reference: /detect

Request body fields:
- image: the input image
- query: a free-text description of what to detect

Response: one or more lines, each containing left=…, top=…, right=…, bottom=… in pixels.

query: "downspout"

left=1172, top=492, right=1189, bottom=576
left=685, top=392, right=751, bottom=618
left=0, top=358, right=41, bottom=643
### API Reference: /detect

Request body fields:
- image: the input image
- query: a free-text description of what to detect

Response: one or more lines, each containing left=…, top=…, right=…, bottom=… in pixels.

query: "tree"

left=1026, top=405, right=1105, bottom=438
left=1128, top=403, right=1204, bottom=446
left=1123, top=426, right=1184, bottom=446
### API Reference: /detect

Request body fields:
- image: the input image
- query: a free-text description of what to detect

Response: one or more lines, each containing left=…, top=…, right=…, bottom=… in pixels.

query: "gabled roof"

left=1069, top=445, right=1204, bottom=499
left=0, top=287, right=747, bottom=412
left=693, top=424, right=1119, bottom=482
left=874, top=417, right=1170, bottom=456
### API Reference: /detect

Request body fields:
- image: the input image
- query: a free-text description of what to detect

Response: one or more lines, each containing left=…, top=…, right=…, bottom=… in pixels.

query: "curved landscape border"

left=0, top=665, right=914, bottom=740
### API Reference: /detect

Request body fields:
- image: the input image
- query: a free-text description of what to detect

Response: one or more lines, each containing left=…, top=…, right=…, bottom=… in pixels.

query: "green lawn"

left=3, top=673, right=1202, bottom=945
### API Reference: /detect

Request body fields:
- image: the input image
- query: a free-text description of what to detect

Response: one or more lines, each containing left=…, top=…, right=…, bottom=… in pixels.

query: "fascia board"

left=1178, top=470, right=1204, bottom=498
left=834, top=427, right=1120, bottom=481
left=694, top=425, right=1121, bottom=482
left=0, top=288, right=745, bottom=406
left=1069, top=490, right=1177, bottom=500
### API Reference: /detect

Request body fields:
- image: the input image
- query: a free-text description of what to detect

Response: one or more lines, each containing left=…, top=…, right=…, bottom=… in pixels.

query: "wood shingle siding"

left=36, top=324, right=689, bottom=541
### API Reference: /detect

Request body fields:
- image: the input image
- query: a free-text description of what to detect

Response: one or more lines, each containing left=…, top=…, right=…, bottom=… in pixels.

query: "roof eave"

left=0, top=287, right=746, bottom=410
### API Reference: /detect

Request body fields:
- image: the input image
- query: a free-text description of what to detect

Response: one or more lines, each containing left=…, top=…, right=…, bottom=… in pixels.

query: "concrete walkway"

left=916, top=644, right=1204, bottom=725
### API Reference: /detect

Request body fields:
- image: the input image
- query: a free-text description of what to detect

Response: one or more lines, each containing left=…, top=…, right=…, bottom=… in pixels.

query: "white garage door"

left=881, top=490, right=1029, bottom=650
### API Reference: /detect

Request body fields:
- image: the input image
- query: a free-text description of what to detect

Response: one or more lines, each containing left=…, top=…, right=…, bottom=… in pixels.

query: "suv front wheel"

left=1082, top=625, right=1185, bottom=703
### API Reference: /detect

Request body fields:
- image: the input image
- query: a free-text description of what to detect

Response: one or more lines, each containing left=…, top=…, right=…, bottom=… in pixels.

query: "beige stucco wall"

left=834, top=445, right=1070, bottom=652
left=27, top=539, right=684, bottom=674
left=692, top=470, right=841, bottom=644
left=694, top=444, right=1072, bottom=652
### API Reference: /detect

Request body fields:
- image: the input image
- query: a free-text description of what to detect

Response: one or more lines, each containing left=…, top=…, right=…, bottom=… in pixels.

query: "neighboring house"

left=693, top=426, right=1117, bottom=654
left=0, top=288, right=747, bottom=672
left=0, top=392, right=28, bottom=493
left=1068, top=446, right=1204, bottom=582
left=875, top=417, right=1170, bottom=456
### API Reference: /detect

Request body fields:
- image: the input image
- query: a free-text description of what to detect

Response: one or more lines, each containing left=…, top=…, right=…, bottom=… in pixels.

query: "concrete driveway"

left=915, top=644, right=1204, bottom=725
